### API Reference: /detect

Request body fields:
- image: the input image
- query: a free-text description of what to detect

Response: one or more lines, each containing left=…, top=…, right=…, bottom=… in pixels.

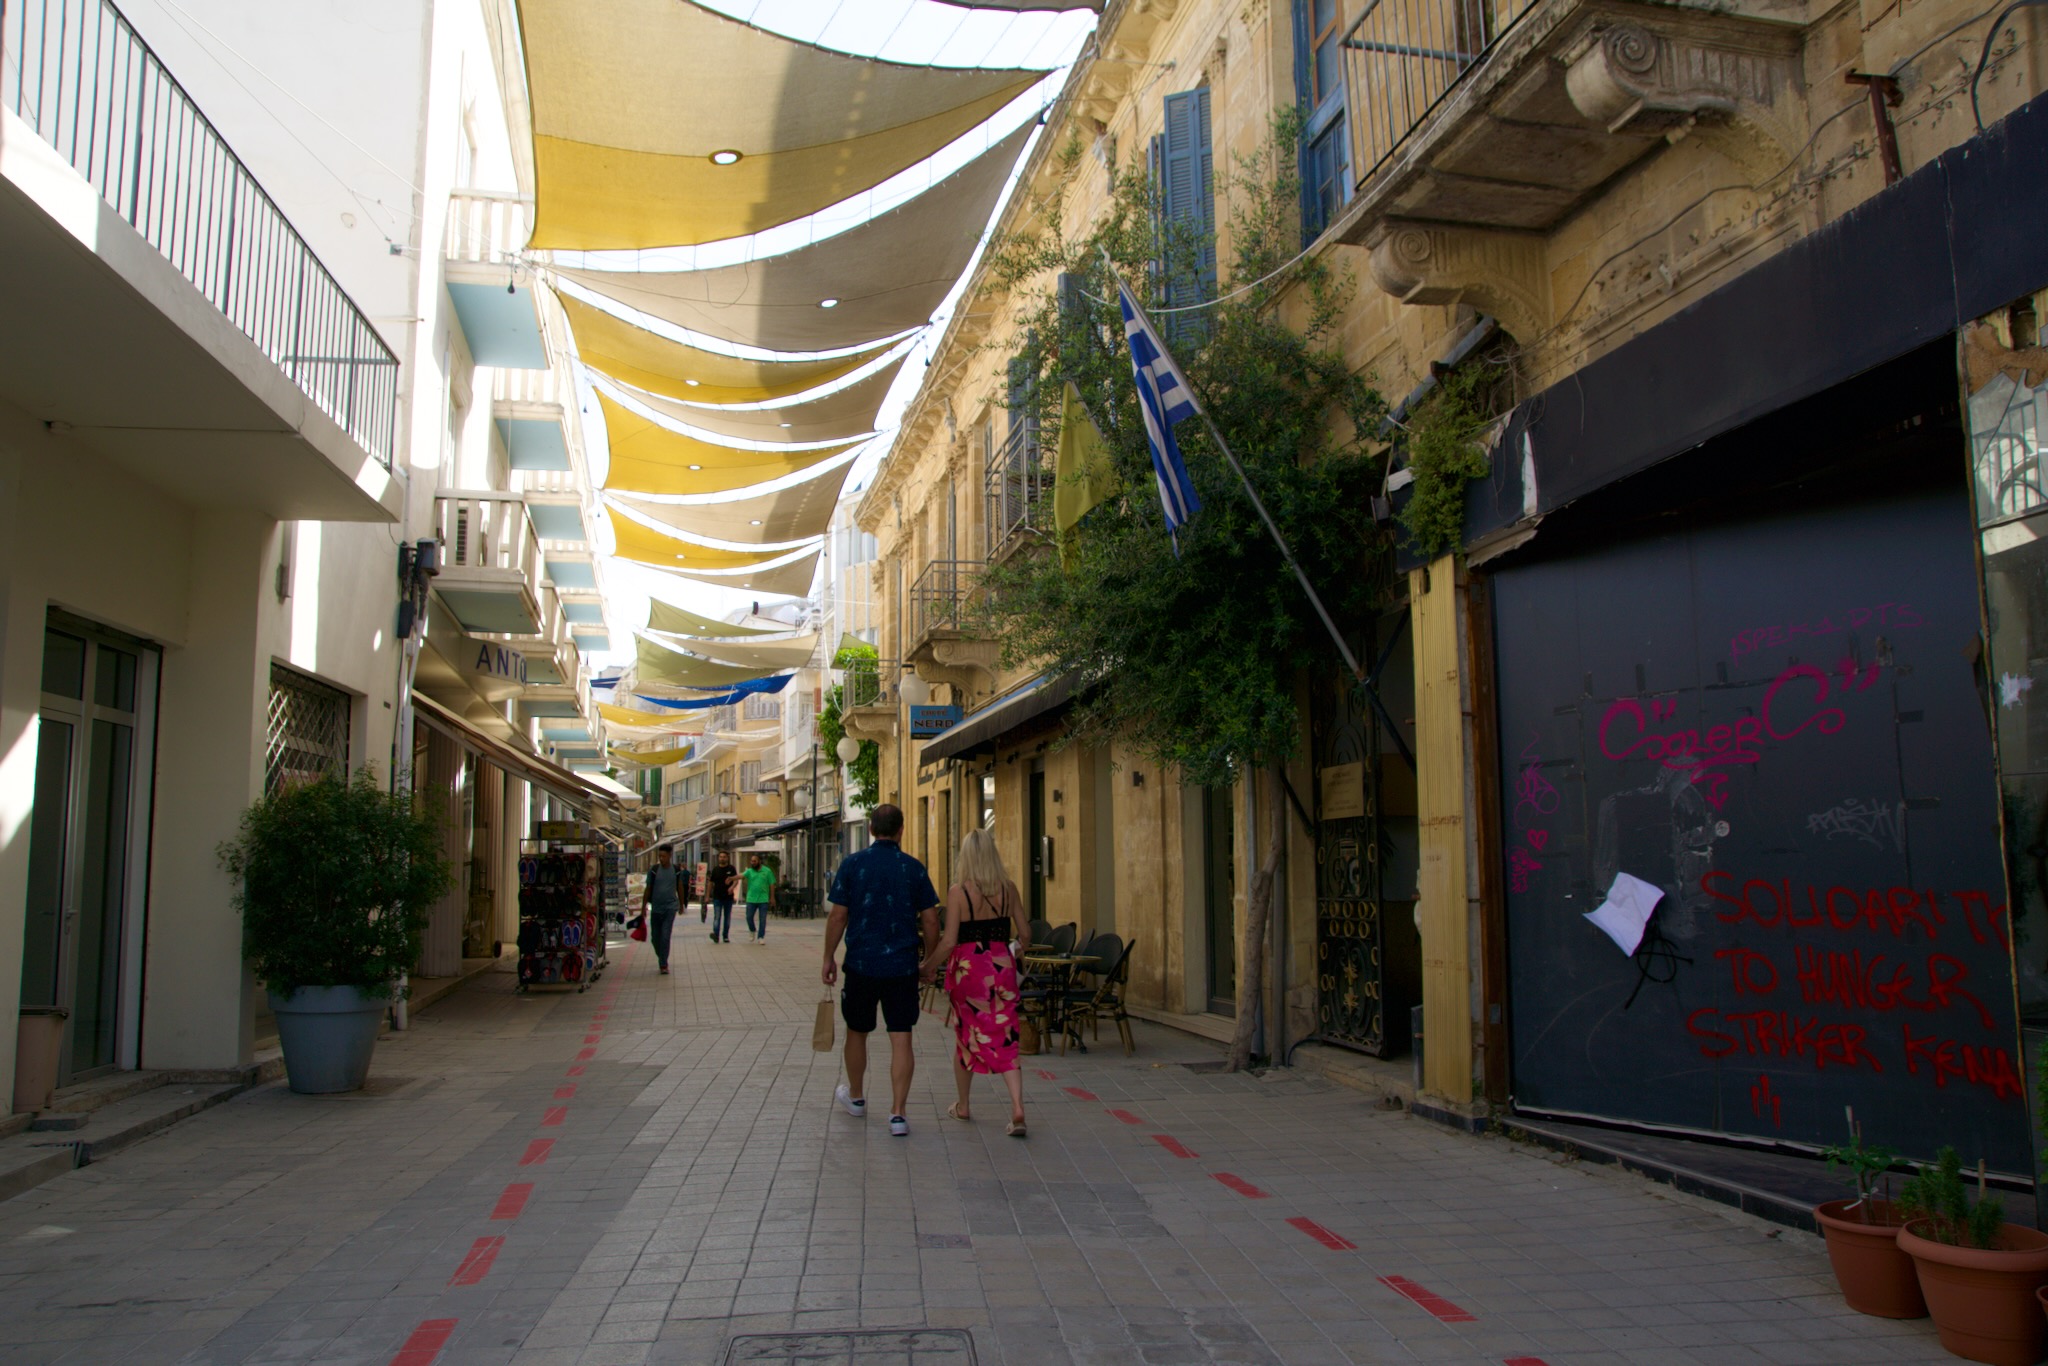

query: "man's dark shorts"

left=840, top=970, right=919, bottom=1034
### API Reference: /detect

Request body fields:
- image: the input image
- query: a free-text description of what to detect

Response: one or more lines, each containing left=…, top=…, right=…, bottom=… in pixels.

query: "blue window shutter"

left=1159, top=87, right=1216, bottom=309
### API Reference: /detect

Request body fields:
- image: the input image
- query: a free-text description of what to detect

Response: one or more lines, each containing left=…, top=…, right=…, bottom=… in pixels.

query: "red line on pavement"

left=554, top=1084, right=576, bottom=1099
left=574, top=1048, right=596, bottom=1061
left=1212, top=1173, right=1270, bottom=1199
left=1151, top=1134, right=1199, bottom=1159
left=565, top=1065, right=586, bottom=1077
left=490, top=1183, right=533, bottom=1220
left=1290, top=1218, right=1360, bottom=1252
left=519, top=1139, right=554, bottom=1167
left=1035, top=1070, right=1056, bottom=1081
left=1379, top=1274, right=1472, bottom=1319
left=1108, top=1109, right=1144, bottom=1125
left=541, top=1106, right=567, bottom=1127
left=447, top=1237, right=504, bottom=1287
left=1062, top=1087, right=1098, bottom=1101
left=583, top=1033, right=601, bottom=1044
left=388, top=1317, right=457, bottom=1366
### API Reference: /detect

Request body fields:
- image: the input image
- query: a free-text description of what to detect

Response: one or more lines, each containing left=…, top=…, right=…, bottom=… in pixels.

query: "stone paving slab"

left=0, top=918, right=1967, bottom=1365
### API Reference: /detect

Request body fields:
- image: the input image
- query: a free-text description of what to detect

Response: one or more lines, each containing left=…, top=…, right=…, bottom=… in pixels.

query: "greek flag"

left=1117, top=278, right=1202, bottom=538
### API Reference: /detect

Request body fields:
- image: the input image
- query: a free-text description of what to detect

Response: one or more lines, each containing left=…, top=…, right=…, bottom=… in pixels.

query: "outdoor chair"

left=1045, top=922, right=1077, bottom=955
left=1027, top=918, right=1053, bottom=947
left=1061, top=935, right=1135, bottom=1055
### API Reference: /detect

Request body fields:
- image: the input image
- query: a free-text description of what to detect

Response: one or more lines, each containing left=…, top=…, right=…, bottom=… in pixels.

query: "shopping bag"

left=812, top=989, right=835, bottom=1052
left=628, top=915, right=647, bottom=943
left=1019, top=1015, right=1040, bottom=1055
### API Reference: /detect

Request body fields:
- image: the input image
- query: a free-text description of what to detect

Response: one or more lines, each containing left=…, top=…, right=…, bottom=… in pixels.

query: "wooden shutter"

left=1159, top=87, right=1216, bottom=308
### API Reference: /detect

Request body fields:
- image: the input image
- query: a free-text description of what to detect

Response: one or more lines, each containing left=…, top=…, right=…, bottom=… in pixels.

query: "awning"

left=609, top=354, right=904, bottom=445
left=561, top=296, right=898, bottom=405
left=608, top=459, right=851, bottom=547
left=551, top=121, right=1035, bottom=350
left=580, top=770, right=645, bottom=808
left=640, top=629, right=820, bottom=671
left=597, top=390, right=863, bottom=496
left=919, top=672, right=1079, bottom=761
left=643, top=549, right=822, bottom=598
left=608, top=505, right=820, bottom=571
left=755, top=808, right=841, bottom=838
left=412, top=692, right=639, bottom=825
left=518, top=0, right=1044, bottom=248
left=634, top=635, right=783, bottom=689
left=647, top=599, right=792, bottom=638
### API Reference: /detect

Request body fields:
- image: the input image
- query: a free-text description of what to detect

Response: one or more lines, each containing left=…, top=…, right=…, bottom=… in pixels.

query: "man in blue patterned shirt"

left=823, top=804, right=940, bottom=1136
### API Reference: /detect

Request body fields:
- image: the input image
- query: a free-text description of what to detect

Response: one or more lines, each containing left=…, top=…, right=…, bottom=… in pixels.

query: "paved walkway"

left=0, top=916, right=1962, bottom=1365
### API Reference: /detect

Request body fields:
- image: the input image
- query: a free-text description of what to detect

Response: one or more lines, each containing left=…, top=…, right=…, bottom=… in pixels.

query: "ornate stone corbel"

left=1364, top=221, right=1548, bottom=341
left=911, top=637, right=1000, bottom=699
left=1561, top=16, right=1803, bottom=182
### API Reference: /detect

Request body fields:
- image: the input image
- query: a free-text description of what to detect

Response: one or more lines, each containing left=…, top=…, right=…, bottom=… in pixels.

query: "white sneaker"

left=835, top=1083, right=865, bottom=1118
left=889, top=1115, right=909, bottom=1137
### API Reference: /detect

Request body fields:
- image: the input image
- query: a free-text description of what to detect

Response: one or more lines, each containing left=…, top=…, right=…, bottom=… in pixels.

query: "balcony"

left=495, top=365, right=575, bottom=478
left=907, top=559, right=997, bottom=699
left=983, top=421, right=1049, bottom=561
left=432, top=493, right=544, bottom=635
left=444, top=190, right=547, bottom=368
left=1325, top=0, right=1805, bottom=340
left=0, top=0, right=400, bottom=521
left=839, top=656, right=901, bottom=744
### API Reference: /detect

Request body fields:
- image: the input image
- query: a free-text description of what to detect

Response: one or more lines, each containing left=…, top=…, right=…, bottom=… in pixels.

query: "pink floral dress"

left=945, top=885, right=1021, bottom=1075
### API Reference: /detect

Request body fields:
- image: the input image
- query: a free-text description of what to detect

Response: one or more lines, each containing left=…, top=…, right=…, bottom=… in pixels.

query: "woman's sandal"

left=1006, top=1118, right=1027, bottom=1138
left=945, top=1102, right=972, bottom=1122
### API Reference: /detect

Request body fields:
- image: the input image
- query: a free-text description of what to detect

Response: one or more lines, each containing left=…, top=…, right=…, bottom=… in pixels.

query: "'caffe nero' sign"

left=910, top=705, right=961, bottom=738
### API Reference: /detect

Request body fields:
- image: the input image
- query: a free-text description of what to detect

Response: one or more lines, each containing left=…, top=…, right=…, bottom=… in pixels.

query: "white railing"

left=445, top=190, right=530, bottom=266
left=434, top=491, right=541, bottom=587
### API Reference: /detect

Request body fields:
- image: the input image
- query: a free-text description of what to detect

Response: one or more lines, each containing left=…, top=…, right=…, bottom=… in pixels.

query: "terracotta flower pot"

left=1814, top=1199, right=1926, bottom=1319
left=1898, top=1218, right=2048, bottom=1366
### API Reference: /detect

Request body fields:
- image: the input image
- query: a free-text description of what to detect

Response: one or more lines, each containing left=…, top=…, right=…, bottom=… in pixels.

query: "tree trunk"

left=1227, top=763, right=1284, bottom=1072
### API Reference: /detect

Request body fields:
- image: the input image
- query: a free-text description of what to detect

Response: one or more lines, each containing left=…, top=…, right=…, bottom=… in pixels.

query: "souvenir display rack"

left=516, top=824, right=609, bottom=992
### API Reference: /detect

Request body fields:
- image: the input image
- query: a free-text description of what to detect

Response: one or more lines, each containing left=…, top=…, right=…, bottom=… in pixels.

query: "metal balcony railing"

left=841, top=657, right=900, bottom=710
left=911, top=559, right=982, bottom=642
left=433, top=492, right=542, bottom=587
left=983, top=421, right=1048, bottom=557
left=3, top=0, right=399, bottom=467
left=1342, top=0, right=1538, bottom=187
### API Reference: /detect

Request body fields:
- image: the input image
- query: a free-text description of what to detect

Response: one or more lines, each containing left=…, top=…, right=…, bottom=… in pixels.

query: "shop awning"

left=550, top=120, right=1035, bottom=350
left=561, top=297, right=899, bottom=405
left=608, top=460, right=850, bottom=547
left=518, top=0, right=1044, bottom=248
left=597, top=390, right=863, bottom=496
left=755, top=808, right=842, bottom=838
left=412, top=692, right=640, bottom=826
left=607, top=355, right=902, bottom=445
left=920, top=672, right=1079, bottom=761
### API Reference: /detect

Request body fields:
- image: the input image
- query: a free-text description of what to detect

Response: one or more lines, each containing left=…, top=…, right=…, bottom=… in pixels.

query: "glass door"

left=20, top=619, right=155, bottom=1083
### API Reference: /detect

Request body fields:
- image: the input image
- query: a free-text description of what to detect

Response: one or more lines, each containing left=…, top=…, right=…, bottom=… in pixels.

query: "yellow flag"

left=1053, top=382, right=1118, bottom=561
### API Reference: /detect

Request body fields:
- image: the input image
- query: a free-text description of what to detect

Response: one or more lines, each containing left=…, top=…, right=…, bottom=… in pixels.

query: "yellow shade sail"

left=608, top=506, right=820, bottom=571
left=609, top=459, right=850, bottom=547
left=634, top=635, right=784, bottom=687
left=519, top=0, right=1044, bottom=248
left=646, top=599, right=791, bottom=638
left=562, top=295, right=897, bottom=404
left=643, top=550, right=823, bottom=599
left=597, top=390, right=863, bottom=495
left=608, top=744, right=696, bottom=767
left=619, top=355, right=902, bottom=445
left=645, top=630, right=820, bottom=670
left=551, top=121, right=1033, bottom=351
left=599, top=701, right=691, bottom=728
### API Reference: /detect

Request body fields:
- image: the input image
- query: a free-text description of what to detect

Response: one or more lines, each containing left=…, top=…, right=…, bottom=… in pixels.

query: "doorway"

left=21, top=615, right=158, bottom=1084
left=1203, top=786, right=1236, bottom=1012
left=1027, top=765, right=1047, bottom=922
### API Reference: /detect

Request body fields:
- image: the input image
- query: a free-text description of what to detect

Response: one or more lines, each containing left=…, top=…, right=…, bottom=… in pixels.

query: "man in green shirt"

left=741, top=853, right=777, bottom=943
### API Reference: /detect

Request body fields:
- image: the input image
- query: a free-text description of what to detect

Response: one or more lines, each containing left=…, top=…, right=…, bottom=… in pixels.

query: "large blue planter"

left=268, top=986, right=388, bottom=1093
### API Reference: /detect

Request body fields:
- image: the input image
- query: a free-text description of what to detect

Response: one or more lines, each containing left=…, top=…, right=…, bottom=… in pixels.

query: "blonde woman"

left=922, top=829, right=1029, bottom=1136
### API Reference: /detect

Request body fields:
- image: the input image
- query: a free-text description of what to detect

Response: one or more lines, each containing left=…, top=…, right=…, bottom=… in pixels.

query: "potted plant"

left=1895, top=1146, right=2048, bottom=1365
left=1814, top=1128, right=1924, bottom=1319
left=219, top=769, right=451, bottom=1094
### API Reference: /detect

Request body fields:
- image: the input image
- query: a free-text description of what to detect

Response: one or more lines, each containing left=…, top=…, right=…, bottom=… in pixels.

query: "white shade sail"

left=550, top=121, right=1034, bottom=350
left=645, top=631, right=821, bottom=670
left=646, top=599, right=793, bottom=638
left=643, top=550, right=823, bottom=599
left=614, top=351, right=904, bottom=444
left=518, top=0, right=1044, bottom=248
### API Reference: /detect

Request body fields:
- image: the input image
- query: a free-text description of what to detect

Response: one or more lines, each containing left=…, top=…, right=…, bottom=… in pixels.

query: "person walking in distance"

left=823, top=804, right=940, bottom=1136
left=643, top=846, right=684, bottom=976
left=742, top=852, right=777, bottom=943
left=706, top=851, right=737, bottom=944
left=922, top=829, right=1029, bottom=1136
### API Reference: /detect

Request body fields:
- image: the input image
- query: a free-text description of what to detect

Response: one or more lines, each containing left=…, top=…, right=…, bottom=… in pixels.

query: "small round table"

left=1021, top=953, right=1099, bottom=1053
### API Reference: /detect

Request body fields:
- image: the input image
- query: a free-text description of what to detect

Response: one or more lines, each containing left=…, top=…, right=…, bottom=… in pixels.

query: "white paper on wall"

left=1584, top=871, right=1664, bottom=956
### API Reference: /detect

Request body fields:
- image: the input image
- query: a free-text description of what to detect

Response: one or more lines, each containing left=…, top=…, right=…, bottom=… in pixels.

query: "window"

left=1150, top=87, right=1217, bottom=313
left=267, top=665, right=350, bottom=795
left=743, top=694, right=781, bottom=720
left=985, top=352, right=1047, bottom=555
left=740, top=760, right=763, bottom=792
left=1296, top=0, right=1352, bottom=240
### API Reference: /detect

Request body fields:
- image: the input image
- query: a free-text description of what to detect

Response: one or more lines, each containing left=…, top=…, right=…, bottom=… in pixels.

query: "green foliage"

left=217, top=769, right=453, bottom=996
left=1396, top=362, right=1498, bottom=559
left=1898, top=1145, right=2006, bottom=1248
left=975, top=115, right=1392, bottom=787
left=819, top=642, right=881, bottom=811
left=1821, top=1131, right=1898, bottom=1211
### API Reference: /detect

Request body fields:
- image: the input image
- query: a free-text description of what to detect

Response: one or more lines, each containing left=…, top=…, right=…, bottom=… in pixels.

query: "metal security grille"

left=266, top=665, right=350, bottom=795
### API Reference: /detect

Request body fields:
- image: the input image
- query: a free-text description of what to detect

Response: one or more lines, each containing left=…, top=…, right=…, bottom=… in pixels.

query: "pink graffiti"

left=1597, top=657, right=1879, bottom=808
left=1730, top=603, right=1924, bottom=662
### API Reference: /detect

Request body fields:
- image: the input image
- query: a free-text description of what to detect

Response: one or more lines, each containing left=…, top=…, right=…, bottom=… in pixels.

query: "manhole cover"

left=726, top=1329, right=977, bottom=1364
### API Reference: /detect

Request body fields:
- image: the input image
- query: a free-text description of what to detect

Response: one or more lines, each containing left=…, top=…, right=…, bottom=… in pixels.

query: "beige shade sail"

left=645, top=630, right=820, bottom=670
left=618, top=355, right=903, bottom=444
left=646, top=599, right=793, bottom=638
left=609, top=506, right=820, bottom=571
left=552, top=121, right=1034, bottom=349
left=598, top=390, right=863, bottom=495
left=598, top=701, right=695, bottom=728
left=518, top=0, right=1043, bottom=248
left=643, top=550, right=823, bottom=599
left=608, top=744, right=696, bottom=766
left=634, top=635, right=785, bottom=687
left=561, top=295, right=897, bottom=404
left=608, top=461, right=851, bottom=547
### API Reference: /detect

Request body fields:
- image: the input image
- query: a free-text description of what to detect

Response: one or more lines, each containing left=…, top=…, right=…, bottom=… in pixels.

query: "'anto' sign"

left=910, top=705, right=961, bottom=738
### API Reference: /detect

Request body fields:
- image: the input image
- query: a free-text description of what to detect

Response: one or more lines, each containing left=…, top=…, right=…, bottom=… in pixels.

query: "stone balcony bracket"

left=1365, top=221, right=1551, bottom=342
left=908, top=635, right=1000, bottom=698
left=840, top=709, right=896, bottom=744
left=1559, top=12, right=1806, bottom=183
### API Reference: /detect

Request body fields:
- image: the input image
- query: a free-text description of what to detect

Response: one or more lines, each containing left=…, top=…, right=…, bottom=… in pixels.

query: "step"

left=0, top=1079, right=248, bottom=1204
